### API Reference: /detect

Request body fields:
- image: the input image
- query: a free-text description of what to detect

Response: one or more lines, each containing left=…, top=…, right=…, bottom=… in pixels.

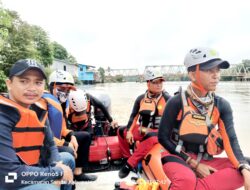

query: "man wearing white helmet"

left=68, top=89, right=118, bottom=133
left=158, top=47, right=250, bottom=189
left=69, top=89, right=88, bottom=112
left=118, top=69, right=171, bottom=178
left=43, top=70, right=97, bottom=182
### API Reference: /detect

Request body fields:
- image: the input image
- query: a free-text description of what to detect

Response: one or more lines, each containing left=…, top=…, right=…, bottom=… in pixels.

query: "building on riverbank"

left=50, top=59, right=96, bottom=84
left=78, top=64, right=95, bottom=84
left=50, top=59, right=78, bottom=77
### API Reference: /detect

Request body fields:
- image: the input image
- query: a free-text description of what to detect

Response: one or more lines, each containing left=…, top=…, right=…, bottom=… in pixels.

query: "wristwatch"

left=239, top=164, right=250, bottom=173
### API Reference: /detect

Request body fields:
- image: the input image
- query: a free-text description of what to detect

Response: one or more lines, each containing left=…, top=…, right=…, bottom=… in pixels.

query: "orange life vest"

left=139, top=93, right=167, bottom=130
left=175, top=89, right=223, bottom=157
left=0, top=95, right=47, bottom=165
left=70, top=96, right=91, bottom=124
left=68, top=96, right=91, bottom=131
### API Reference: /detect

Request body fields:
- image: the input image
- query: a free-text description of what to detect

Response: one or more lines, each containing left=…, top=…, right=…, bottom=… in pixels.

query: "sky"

left=2, top=0, right=250, bottom=73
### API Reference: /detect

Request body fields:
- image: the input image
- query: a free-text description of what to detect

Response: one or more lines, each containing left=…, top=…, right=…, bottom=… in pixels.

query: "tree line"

left=0, top=2, right=77, bottom=91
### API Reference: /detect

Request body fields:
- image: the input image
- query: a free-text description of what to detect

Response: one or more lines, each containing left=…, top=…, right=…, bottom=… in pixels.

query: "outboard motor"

left=93, top=93, right=111, bottom=122
left=88, top=92, right=122, bottom=165
left=91, top=93, right=113, bottom=136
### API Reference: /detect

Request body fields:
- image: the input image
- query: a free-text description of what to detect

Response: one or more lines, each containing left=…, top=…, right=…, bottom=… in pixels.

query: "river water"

left=79, top=81, right=250, bottom=156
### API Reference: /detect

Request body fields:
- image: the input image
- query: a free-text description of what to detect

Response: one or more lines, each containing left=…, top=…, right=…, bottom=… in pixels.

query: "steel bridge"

left=104, top=64, right=250, bottom=81
left=145, top=64, right=250, bottom=80
left=105, top=68, right=139, bottom=76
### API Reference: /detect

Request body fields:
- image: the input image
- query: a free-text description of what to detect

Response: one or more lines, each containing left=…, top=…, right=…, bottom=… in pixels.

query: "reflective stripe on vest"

left=154, top=116, right=161, bottom=128
left=0, top=95, right=46, bottom=165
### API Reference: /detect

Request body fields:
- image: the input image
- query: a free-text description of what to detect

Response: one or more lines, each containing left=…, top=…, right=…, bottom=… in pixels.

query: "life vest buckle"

left=175, top=145, right=182, bottom=153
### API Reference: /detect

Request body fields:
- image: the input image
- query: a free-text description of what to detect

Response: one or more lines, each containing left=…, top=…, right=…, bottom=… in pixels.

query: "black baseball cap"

left=9, top=59, right=47, bottom=79
left=199, top=59, right=230, bottom=71
left=188, top=59, right=230, bottom=72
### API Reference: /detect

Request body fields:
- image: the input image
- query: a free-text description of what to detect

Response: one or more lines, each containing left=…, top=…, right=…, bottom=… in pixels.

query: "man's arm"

left=126, top=94, right=144, bottom=130
left=217, top=96, right=247, bottom=167
left=40, top=120, right=61, bottom=165
left=158, top=94, right=189, bottom=160
left=88, top=94, right=113, bottom=122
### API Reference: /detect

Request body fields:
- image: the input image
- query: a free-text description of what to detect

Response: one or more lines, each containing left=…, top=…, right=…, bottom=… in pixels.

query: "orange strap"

left=128, top=114, right=139, bottom=132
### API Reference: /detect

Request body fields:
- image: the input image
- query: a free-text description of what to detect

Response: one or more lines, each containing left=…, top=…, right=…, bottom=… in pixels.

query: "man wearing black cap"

left=6, top=59, right=48, bottom=107
left=0, top=59, right=74, bottom=190
left=158, top=48, right=250, bottom=189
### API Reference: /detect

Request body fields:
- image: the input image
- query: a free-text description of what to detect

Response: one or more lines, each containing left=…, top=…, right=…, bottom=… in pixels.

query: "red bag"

left=89, top=136, right=122, bottom=163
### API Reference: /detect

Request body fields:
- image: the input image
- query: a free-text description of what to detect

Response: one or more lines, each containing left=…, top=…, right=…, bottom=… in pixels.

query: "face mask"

left=56, top=89, right=69, bottom=103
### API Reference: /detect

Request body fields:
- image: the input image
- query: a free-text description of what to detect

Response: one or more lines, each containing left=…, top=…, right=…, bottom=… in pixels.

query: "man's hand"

left=242, top=169, right=250, bottom=190
left=68, top=142, right=77, bottom=158
left=70, top=135, right=78, bottom=152
left=55, top=161, right=73, bottom=184
left=111, top=120, right=118, bottom=129
left=188, top=158, right=217, bottom=178
left=126, top=131, right=134, bottom=145
left=195, top=163, right=217, bottom=178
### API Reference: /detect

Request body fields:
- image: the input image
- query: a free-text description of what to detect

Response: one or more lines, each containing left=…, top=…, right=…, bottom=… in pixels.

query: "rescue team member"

left=43, top=70, right=97, bottom=182
left=68, top=88, right=118, bottom=134
left=158, top=47, right=250, bottom=190
left=0, top=59, right=74, bottom=190
left=118, top=69, right=171, bottom=178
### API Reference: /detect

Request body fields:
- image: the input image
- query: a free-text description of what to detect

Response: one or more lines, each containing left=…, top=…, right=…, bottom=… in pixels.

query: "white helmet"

left=144, top=69, right=164, bottom=81
left=184, top=47, right=220, bottom=68
left=69, top=89, right=87, bottom=112
left=49, top=70, right=74, bottom=85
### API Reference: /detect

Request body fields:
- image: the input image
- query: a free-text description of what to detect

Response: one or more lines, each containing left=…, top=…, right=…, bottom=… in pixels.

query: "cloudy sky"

left=2, top=0, right=250, bottom=72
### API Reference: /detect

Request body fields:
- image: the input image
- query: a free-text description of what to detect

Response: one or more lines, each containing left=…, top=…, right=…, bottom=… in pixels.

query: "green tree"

left=30, top=25, right=53, bottom=67
left=0, top=3, right=12, bottom=67
left=1, top=10, right=38, bottom=75
left=68, top=54, right=77, bottom=64
left=51, top=41, right=68, bottom=60
left=0, top=2, right=12, bottom=52
left=1, top=5, right=77, bottom=78
left=1, top=24, right=34, bottom=75
left=0, top=70, right=7, bottom=92
left=115, top=75, right=123, bottom=82
left=98, top=67, right=105, bottom=83
left=1, top=9, right=54, bottom=75
left=51, top=42, right=77, bottom=64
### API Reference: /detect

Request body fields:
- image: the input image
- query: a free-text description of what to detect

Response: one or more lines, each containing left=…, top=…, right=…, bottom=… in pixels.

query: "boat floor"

left=75, top=170, right=244, bottom=190
left=75, top=170, right=138, bottom=190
